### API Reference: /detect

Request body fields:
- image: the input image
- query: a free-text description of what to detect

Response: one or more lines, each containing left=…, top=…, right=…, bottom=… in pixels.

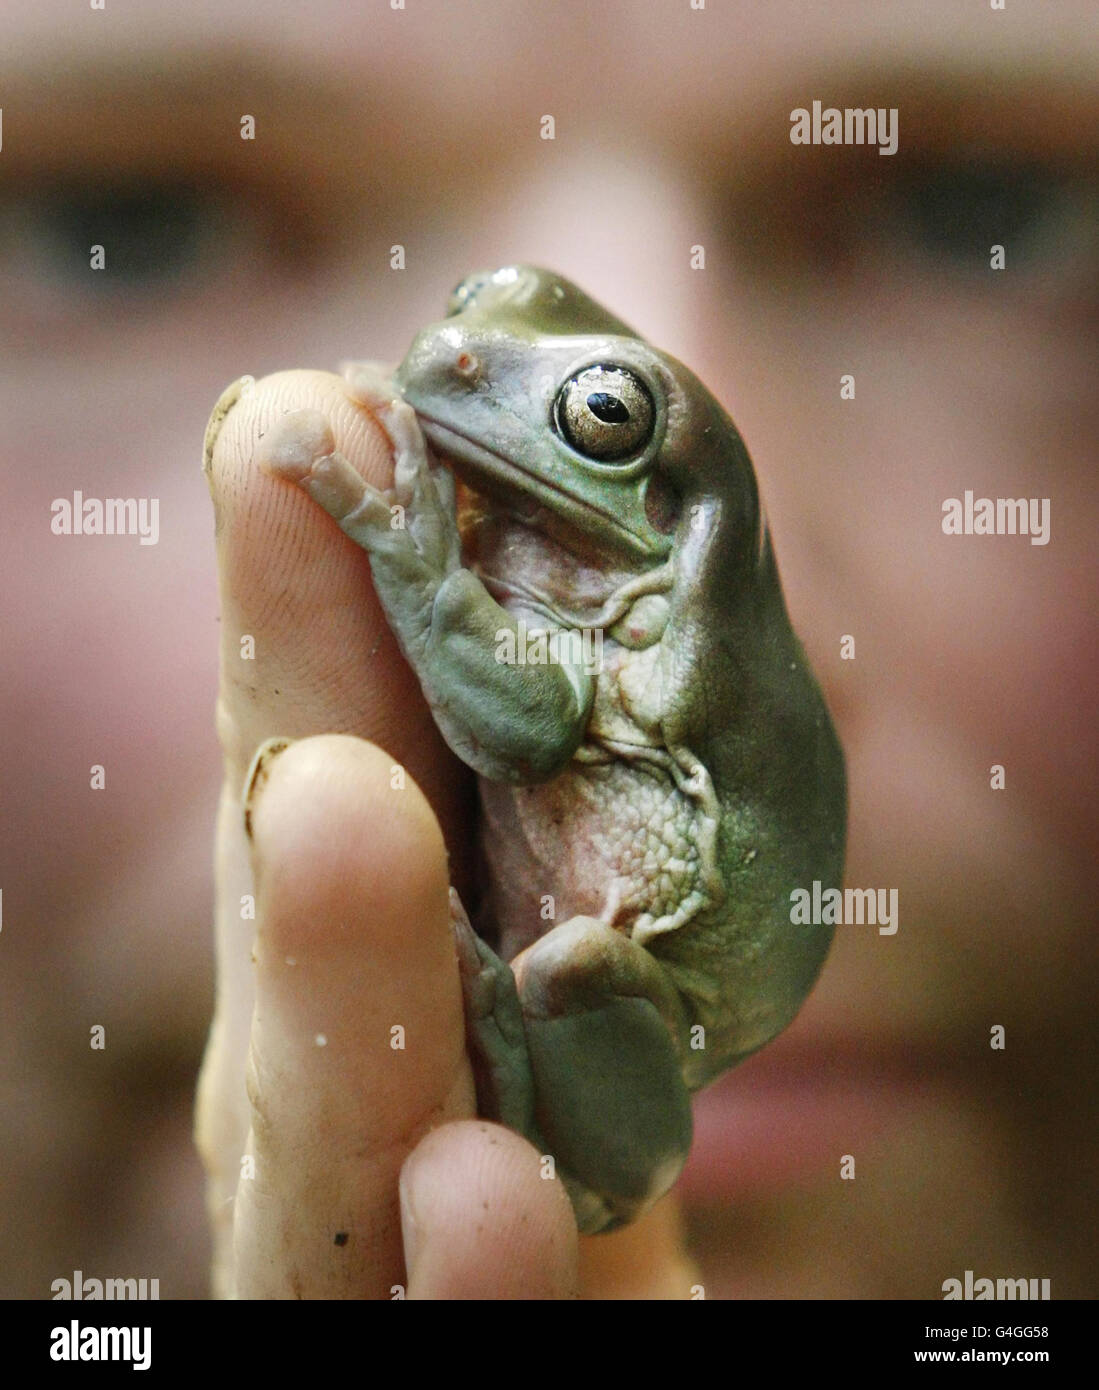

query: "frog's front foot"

left=256, top=380, right=464, bottom=657
left=255, top=406, right=397, bottom=543
left=452, top=900, right=694, bottom=1234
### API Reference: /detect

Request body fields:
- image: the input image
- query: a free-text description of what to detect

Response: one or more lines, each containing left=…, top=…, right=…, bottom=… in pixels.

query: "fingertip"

left=205, top=368, right=392, bottom=502
left=399, top=1120, right=579, bottom=1300
left=245, top=733, right=450, bottom=958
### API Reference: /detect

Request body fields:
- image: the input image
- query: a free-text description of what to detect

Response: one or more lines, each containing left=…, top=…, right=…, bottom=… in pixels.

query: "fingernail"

left=398, top=1165, right=422, bottom=1279
left=242, top=737, right=294, bottom=840
left=203, top=375, right=254, bottom=478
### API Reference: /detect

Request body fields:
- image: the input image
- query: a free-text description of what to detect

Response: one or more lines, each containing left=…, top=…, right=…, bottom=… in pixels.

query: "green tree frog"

left=257, top=266, right=846, bottom=1234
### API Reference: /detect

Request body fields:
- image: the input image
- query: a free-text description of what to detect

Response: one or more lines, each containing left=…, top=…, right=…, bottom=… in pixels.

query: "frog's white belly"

left=479, top=748, right=713, bottom=962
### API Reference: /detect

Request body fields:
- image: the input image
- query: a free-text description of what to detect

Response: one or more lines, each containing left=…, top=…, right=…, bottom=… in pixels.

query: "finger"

left=399, top=1122, right=699, bottom=1300
left=256, top=407, right=396, bottom=534
left=196, top=371, right=476, bottom=1292
left=202, top=370, right=469, bottom=815
left=232, top=734, right=475, bottom=1299
left=400, top=1120, right=579, bottom=1300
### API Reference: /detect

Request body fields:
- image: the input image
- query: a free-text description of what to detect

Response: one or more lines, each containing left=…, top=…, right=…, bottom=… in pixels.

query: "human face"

left=1, top=0, right=1094, bottom=1298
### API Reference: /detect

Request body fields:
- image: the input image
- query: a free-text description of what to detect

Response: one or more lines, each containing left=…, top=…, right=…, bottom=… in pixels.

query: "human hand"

left=195, top=368, right=697, bottom=1299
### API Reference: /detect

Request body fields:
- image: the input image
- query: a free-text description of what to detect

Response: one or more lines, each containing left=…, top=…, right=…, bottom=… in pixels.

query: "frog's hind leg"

left=450, top=896, right=617, bottom=1233
left=452, top=897, right=694, bottom=1234
left=511, top=917, right=694, bottom=1233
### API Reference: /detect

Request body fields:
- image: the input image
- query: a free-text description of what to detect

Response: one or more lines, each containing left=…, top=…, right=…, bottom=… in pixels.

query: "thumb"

left=400, top=1121, right=578, bottom=1300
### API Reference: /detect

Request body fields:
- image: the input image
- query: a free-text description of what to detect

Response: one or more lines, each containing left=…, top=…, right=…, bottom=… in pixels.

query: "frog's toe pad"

left=257, top=409, right=335, bottom=482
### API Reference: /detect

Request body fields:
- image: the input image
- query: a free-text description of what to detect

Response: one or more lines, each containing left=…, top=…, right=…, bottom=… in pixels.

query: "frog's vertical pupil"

left=586, top=393, right=630, bottom=424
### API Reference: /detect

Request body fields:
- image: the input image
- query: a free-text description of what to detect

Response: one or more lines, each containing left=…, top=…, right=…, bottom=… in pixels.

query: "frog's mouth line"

left=416, top=418, right=663, bottom=560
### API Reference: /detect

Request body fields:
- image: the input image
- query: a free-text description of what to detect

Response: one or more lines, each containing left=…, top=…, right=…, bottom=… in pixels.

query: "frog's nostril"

left=452, top=350, right=482, bottom=382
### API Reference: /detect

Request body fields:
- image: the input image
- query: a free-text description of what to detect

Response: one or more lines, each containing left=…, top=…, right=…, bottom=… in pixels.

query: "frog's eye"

left=554, top=365, right=655, bottom=462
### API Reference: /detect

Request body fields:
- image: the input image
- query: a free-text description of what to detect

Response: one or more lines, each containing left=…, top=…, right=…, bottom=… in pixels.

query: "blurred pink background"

left=1, top=0, right=1096, bottom=1298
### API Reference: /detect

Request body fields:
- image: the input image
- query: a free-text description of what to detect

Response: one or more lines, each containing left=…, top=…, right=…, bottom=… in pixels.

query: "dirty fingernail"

left=242, top=736, right=295, bottom=840
left=203, top=375, right=256, bottom=479
left=398, top=1167, right=422, bottom=1279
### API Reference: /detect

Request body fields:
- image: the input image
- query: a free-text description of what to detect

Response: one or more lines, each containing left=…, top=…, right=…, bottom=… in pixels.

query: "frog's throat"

left=418, top=419, right=671, bottom=562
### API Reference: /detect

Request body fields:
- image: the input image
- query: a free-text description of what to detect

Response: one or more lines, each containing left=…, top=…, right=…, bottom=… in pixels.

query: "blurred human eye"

left=881, top=155, right=1096, bottom=279
left=21, top=179, right=242, bottom=285
left=723, top=80, right=1099, bottom=298
left=0, top=57, right=372, bottom=340
left=0, top=166, right=338, bottom=339
left=1, top=177, right=268, bottom=299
